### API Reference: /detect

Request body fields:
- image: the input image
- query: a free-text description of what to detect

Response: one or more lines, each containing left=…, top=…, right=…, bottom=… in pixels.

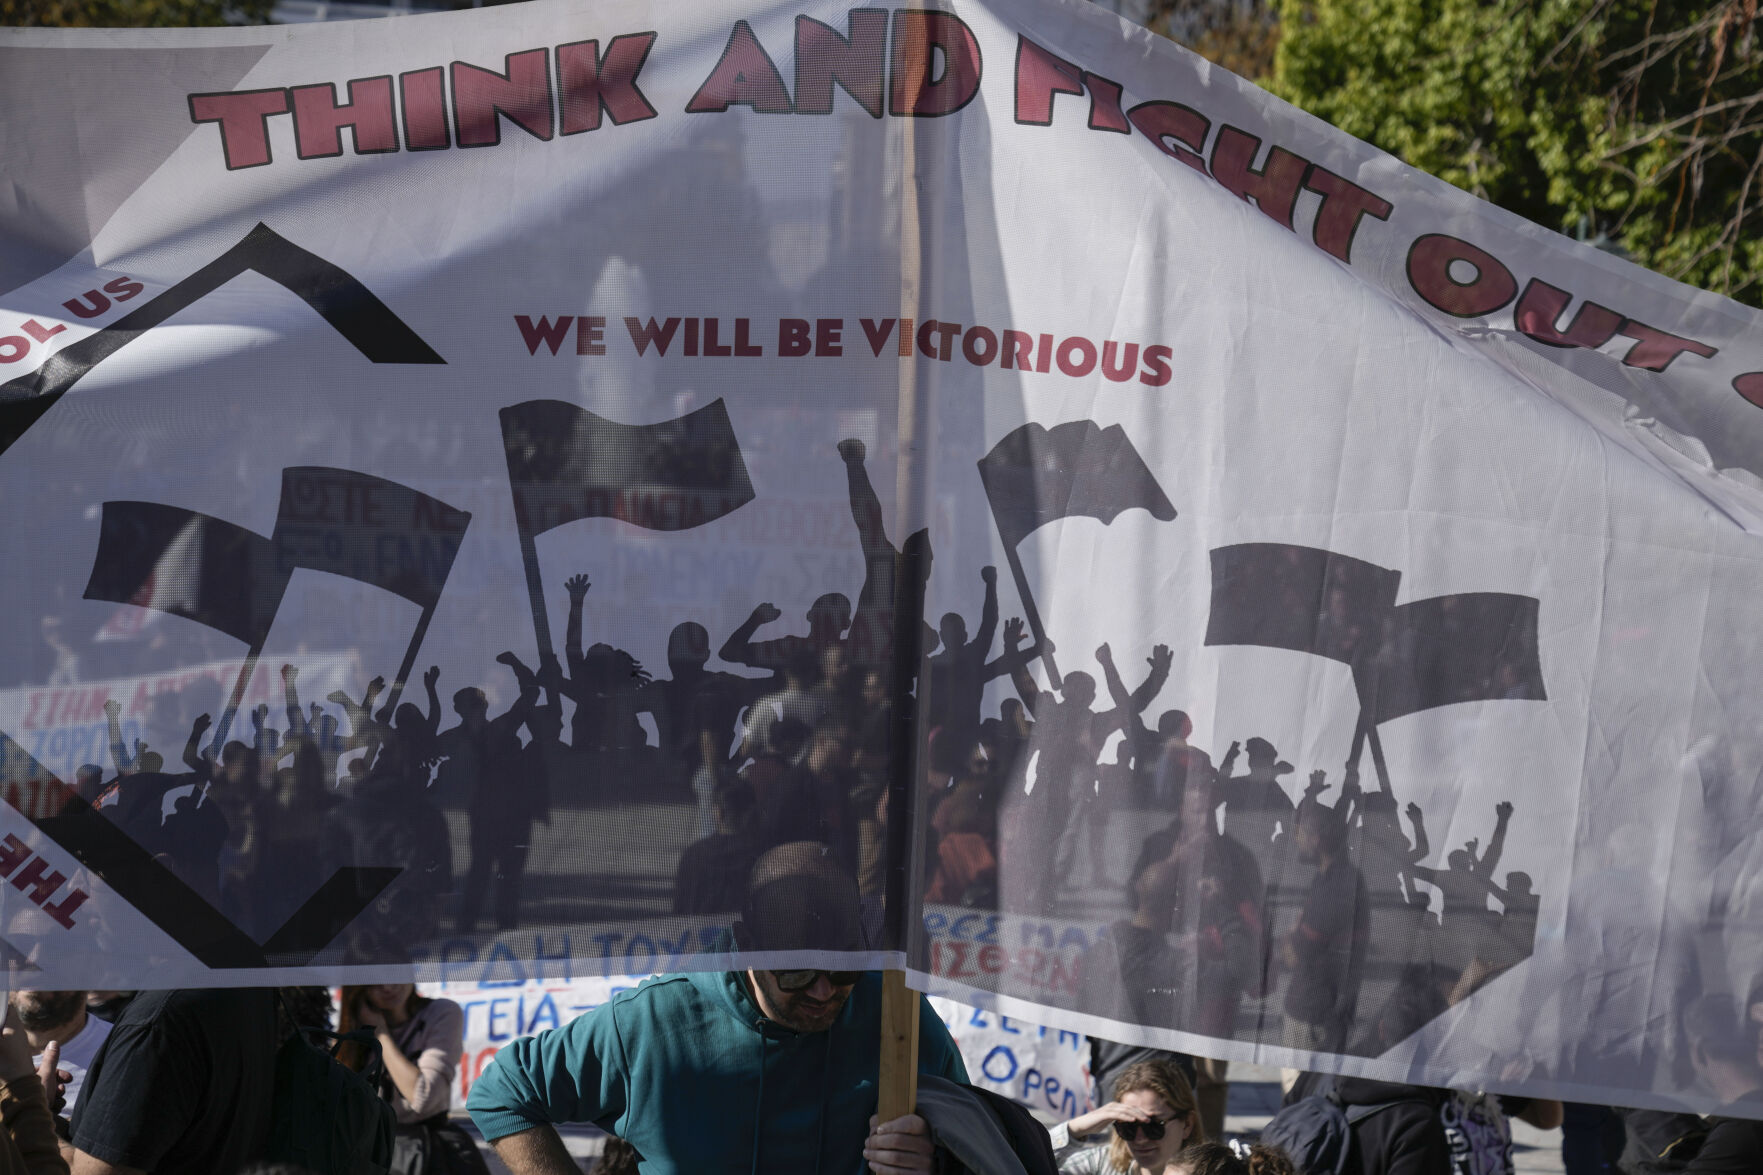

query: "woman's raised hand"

left=1062, top=1100, right=1155, bottom=1139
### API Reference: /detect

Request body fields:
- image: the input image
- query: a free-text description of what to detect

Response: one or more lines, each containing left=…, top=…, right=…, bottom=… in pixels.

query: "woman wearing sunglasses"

left=1049, top=1058, right=1206, bottom=1173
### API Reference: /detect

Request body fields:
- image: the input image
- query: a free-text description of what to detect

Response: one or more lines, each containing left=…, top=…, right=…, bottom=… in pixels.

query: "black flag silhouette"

left=0, top=222, right=443, bottom=457
left=85, top=468, right=472, bottom=745
left=499, top=398, right=754, bottom=655
left=270, top=466, right=472, bottom=719
left=501, top=398, right=754, bottom=534
left=1204, top=542, right=1545, bottom=714
left=87, top=469, right=470, bottom=640
left=1203, top=543, right=1399, bottom=673
left=84, top=501, right=287, bottom=649
left=273, top=466, right=470, bottom=606
left=1205, top=541, right=1545, bottom=782
left=976, top=420, right=1177, bottom=686
left=72, top=467, right=471, bottom=967
left=1370, top=593, right=1545, bottom=723
left=977, top=420, right=1177, bottom=548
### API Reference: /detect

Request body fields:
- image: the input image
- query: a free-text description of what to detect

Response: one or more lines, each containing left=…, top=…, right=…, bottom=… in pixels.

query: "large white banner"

left=4, top=0, right=1763, bottom=1115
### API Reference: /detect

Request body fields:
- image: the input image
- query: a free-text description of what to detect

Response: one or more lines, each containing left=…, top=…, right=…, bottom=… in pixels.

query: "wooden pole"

left=877, top=970, right=921, bottom=1123
left=877, top=88, right=926, bottom=1128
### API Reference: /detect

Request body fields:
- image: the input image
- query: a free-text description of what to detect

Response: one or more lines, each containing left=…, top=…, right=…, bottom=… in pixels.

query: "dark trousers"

left=459, top=816, right=530, bottom=931
left=1560, top=1103, right=1619, bottom=1175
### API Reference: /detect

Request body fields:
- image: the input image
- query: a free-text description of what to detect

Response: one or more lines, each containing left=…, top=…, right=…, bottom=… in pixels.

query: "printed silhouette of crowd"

left=72, top=582, right=746, bottom=951
left=50, top=439, right=914, bottom=955
left=898, top=565, right=1545, bottom=1057
left=655, top=434, right=1546, bottom=1058
left=69, top=659, right=504, bottom=950
left=60, top=435, right=1540, bottom=1051
left=919, top=636, right=1546, bottom=1054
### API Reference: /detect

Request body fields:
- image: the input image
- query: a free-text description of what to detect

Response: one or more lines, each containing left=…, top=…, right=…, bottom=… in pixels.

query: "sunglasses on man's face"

left=770, top=969, right=862, bottom=992
left=1113, top=1116, right=1178, bottom=1143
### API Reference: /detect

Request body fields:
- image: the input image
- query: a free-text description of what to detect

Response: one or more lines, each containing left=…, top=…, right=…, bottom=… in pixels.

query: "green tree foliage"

left=1154, top=0, right=1283, bottom=80
left=1272, top=0, right=1763, bottom=305
left=0, top=0, right=270, bottom=26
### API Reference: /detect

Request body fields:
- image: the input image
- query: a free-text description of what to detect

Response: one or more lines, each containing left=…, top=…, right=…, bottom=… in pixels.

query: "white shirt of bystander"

left=33, top=1013, right=110, bottom=1113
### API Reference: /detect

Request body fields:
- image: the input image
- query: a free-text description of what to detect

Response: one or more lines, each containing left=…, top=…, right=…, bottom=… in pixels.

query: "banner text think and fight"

left=166, top=6, right=1755, bottom=406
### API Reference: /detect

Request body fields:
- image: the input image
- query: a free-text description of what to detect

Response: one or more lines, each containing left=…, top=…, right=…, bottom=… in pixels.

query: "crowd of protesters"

left=47, top=435, right=1538, bottom=1036
left=0, top=980, right=1754, bottom=1173
left=70, top=438, right=1540, bottom=1006
left=0, top=983, right=480, bottom=1175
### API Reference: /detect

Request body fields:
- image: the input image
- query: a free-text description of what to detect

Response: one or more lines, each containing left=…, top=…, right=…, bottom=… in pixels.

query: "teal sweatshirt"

left=466, top=970, right=969, bottom=1174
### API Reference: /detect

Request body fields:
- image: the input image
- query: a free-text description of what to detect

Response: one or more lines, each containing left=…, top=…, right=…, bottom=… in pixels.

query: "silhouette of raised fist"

left=837, top=438, right=866, bottom=463
left=752, top=602, right=782, bottom=625
left=980, top=566, right=997, bottom=585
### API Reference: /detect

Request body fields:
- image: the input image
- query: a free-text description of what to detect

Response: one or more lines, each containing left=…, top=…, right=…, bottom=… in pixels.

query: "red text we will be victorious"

left=515, top=313, right=1175, bottom=386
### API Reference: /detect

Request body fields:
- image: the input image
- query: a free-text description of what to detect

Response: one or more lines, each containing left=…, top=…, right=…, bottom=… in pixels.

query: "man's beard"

left=750, top=973, right=855, bottom=1033
left=11, top=990, right=85, bottom=1033
left=774, top=992, right=851, bottom=1033
left=768, top=984, right=854, bottom=1033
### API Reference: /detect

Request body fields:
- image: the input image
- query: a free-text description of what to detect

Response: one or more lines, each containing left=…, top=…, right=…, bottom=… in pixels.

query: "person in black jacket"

left=1282, top=1073, right=1450, bottom=1175
left=1283, top=973, right=1453, bottom=1175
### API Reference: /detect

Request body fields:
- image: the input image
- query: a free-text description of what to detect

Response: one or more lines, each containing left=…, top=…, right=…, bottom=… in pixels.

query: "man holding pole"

left=466, top=842, right=966, bottom=1174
